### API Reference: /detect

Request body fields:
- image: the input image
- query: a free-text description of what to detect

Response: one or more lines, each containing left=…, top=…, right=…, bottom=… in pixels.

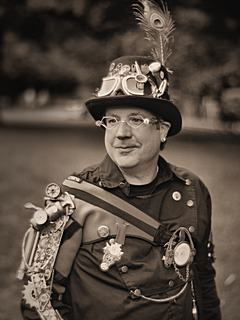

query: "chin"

left=114, top=157, right=139, bottom=169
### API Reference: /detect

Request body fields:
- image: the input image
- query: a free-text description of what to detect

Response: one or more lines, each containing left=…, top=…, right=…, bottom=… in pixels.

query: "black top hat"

left=85, top=55, right=182, bottom=136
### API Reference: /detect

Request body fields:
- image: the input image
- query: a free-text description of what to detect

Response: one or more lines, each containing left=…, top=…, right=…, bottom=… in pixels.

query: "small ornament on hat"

left=149, top=61, right=161, bottom=73
left=109, top=62, right=115, bottom=72
left=160, top=70, right=165, bottom=80
left=141, top=63, right=150, bottom=75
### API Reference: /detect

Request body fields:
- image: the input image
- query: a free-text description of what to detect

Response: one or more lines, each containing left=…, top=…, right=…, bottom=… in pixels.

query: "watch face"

left=173, top=241, right=191, bottom=267
left=45, top=183, right=61, bottom=199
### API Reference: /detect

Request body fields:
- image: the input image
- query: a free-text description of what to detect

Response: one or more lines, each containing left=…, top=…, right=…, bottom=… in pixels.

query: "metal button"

left=97, top=225, right=110, bottom=238
left=189, top=226, right=195, bottom=233
left=168, top=280, right=174, bottom=287
left=172, top=191, right=182, bottom=201
left=121, top=265, right=128, bottom=273
left=187, top=200, right=194, bottom=207
left=133, top=289, right=141, bottom=297
left=185, top=178, right=192, bottom=186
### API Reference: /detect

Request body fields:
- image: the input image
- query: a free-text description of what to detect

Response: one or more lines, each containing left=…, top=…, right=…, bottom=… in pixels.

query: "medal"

left=100, top=239, right=123, bottom=272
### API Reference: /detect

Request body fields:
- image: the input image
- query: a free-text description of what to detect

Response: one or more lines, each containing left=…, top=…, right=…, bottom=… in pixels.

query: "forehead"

left=105, top=106, right=155, bottom=118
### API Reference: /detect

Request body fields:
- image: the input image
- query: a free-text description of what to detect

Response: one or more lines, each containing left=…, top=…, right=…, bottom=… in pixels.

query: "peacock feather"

left=133, top=0, right=175, bottom=66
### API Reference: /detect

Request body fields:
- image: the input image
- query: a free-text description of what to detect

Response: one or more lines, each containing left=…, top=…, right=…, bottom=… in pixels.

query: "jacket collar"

left=97, top=154, right=184, bottom=190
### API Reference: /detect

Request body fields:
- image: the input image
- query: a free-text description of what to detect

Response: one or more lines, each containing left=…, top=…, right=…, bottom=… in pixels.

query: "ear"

left=160, top=121, right=171, bottom=142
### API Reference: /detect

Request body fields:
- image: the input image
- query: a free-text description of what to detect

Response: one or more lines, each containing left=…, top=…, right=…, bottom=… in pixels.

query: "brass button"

left=97, top=225, right=110, bottom=238
left=185, top=178, right=192, bottom=186
left=121, top=265, right=128, bottom=273
left=187, top=200, right=194, bottom=207
left=172, top=191, right=182, bottom=201
left=168, top=280, right=174, bottom=287
left=189, top=226, right=195, bottom=233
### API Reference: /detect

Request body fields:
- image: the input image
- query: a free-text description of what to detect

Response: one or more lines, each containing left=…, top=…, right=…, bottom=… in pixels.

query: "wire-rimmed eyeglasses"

left=95, top=115, right=159, bottom=129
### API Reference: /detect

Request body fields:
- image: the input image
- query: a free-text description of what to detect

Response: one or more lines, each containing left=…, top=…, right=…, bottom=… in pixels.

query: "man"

left=19, top=1, right=221, bottom=319
left=20, top=55, right=221, bottom=320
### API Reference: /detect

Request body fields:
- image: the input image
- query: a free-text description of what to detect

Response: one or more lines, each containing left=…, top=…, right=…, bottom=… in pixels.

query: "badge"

left=100, top=239, right=123, bottom=272
left=97, top=225, right=110, bottom=238
left=173, top=241, right=192, bottom=267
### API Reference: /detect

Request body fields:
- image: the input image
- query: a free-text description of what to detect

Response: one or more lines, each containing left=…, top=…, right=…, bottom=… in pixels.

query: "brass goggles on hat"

left=96, top=115, right=159, bottom=129
left=97, top=61, right=163, bottom=97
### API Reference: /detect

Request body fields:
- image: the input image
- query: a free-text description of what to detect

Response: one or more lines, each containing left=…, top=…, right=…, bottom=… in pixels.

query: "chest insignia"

left=100, top=239, right=123, bottom=272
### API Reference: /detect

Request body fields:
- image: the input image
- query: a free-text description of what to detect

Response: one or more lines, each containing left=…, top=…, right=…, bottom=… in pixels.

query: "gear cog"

left=22, top=281, right=39, bottom=309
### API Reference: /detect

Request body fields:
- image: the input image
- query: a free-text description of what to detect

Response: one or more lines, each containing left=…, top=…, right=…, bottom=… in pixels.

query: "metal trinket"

left=100, top=239, right=123, bottom=272
left=173, top=241, right=192, bottom=267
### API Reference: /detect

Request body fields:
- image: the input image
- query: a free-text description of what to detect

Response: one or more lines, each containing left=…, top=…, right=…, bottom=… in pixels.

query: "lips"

left=115, top=145, right=138, bottom=150
left=114, top=145, right=139, bottom=154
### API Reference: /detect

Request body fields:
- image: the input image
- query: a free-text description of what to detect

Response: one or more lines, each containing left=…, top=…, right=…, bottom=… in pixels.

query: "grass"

left=0, top=126, right=239, bottom=320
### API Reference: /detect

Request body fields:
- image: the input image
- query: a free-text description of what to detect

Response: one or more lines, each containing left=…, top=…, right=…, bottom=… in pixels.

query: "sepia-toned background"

left=0, top=0, right=239, bottom=319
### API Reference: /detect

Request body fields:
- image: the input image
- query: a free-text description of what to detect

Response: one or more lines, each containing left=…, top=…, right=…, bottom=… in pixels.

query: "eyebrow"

left=106, top=111, right=145, bottom=117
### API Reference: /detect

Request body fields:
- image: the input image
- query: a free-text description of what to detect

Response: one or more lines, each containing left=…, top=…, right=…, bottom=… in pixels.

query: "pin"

left=100, top=239, right=123, bottom=272
left=97, top=225, right=110, bottom=238
left=100, top=222, right=128, bottom=272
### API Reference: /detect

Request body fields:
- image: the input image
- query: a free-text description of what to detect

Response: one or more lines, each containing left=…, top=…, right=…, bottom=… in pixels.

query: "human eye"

left=104, top=116, right=118, bottom=128
left=128, top=115, right=144, bottom=127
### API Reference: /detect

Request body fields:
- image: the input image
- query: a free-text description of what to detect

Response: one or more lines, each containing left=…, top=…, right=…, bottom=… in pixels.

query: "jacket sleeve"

left=194, top=181, right=221, bottom=320
left=21, top=220, right=82, bottom=320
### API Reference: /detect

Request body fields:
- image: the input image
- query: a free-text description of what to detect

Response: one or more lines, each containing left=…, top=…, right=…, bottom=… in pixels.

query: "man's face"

left=104, top=106, right=168, bottom=170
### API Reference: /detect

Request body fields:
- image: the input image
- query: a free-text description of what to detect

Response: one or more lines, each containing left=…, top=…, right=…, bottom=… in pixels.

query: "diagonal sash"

left=62, top=178, right=171, bottom=246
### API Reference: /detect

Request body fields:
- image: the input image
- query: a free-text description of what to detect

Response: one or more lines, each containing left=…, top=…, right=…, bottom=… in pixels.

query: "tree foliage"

left=0, top=0, right=239, bottom=114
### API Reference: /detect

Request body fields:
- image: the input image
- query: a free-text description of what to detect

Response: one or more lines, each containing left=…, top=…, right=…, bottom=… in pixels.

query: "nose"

left=115, top=121, right=132, bottom=139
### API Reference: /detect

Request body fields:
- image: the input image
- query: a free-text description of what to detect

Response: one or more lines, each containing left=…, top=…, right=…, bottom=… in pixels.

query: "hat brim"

left=85, top=96, right=182, bottom=136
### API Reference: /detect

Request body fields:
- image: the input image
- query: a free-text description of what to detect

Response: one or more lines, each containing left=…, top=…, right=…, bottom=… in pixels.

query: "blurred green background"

left=0, top=1, right=240, bottom=319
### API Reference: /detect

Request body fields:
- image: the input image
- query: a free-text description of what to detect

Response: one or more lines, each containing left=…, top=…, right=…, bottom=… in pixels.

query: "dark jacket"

left=22, top=155, right=221, bottom=320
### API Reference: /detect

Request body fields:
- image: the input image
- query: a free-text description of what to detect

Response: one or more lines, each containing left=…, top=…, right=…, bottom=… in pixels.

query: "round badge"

left=97, top=225, right=110, bottom=238
left=45, top=183, right=61, bottom=199
left=173, top=242, right=191, bottom=267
